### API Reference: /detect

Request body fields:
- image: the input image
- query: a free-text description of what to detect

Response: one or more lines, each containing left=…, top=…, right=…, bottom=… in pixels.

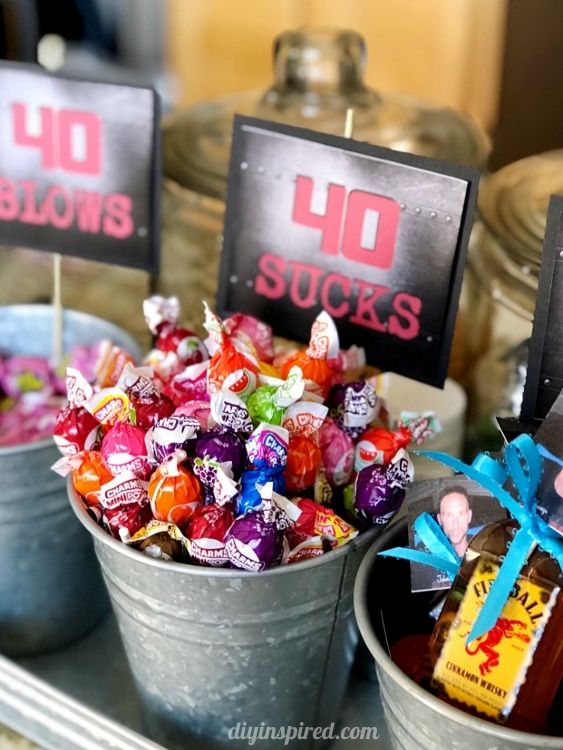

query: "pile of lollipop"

left=53, top=297, right=437, bottom=571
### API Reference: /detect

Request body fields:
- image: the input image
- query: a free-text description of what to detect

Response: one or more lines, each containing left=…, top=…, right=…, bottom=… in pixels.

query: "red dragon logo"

left=465, top=618, right=530, bottom=676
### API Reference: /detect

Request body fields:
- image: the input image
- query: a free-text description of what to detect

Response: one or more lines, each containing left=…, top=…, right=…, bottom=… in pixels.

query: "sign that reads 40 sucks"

left=218, top=116, right=478, bottom=388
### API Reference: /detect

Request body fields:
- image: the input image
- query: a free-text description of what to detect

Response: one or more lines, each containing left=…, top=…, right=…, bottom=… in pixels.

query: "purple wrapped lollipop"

left=327, top=380, right=378, bottom=440
left=353, top=448, right=414, bottom=527
left=147, top=415, right=200, bottom=463
left=195, top=429, right=246, bottom=479
left=225, top=499, right=283, bottom=572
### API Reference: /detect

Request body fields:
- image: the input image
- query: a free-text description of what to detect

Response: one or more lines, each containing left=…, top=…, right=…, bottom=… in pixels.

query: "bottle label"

left=431, top=561, right=558, bottom=721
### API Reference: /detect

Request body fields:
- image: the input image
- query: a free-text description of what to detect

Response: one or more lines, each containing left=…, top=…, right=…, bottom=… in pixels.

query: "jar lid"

left=475, top=150, right=563, bottom=317
left=163, top=28, right=490, bottom=199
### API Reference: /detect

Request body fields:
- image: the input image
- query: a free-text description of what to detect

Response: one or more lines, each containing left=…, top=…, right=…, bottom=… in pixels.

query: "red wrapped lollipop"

left=143, top=295, right=207, bottom=367
left=185, top=503, right=235, bottom=566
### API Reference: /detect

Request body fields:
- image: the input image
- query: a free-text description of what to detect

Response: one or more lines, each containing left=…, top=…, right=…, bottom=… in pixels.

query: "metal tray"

left=0, top=614, right=391, bottom=750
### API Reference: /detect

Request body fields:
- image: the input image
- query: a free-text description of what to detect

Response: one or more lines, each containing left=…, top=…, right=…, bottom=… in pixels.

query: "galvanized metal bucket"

left=354, top=519, right=563, bottom=750
left=0, top=305, right=142, bottom=656
left=68, top=483, right=381, bottom=750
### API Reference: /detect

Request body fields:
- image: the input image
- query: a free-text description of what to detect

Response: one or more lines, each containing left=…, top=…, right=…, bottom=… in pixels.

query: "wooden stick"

left=52, top=253, right=63, bottom=367
left=344, top=107, right=355, bottom=139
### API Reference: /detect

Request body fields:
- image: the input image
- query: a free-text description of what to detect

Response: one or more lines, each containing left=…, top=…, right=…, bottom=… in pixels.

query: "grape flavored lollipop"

left=349, top=448, right=414, bottom=527
left=226, top=485, right=285, bottom=572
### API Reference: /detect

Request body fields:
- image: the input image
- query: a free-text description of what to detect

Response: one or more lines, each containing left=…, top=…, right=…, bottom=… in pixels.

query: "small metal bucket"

left=0, top=305, right=142, bottom=656
left=354, top=519, right=563, bottom=750
left=68, top=483, right=381, bottom=750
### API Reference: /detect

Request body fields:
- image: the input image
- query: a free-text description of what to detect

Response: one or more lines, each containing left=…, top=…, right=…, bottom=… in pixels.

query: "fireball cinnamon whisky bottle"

left=426, top=519, right=563, bottom=733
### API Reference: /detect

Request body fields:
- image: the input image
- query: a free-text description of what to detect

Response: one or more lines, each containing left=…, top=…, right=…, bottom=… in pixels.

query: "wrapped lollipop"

left=347, top=448, right=414, bottom=528
left=163, top=360, right=209, bottom=406
left=68, top=450, right=113, bottom=506
left=318, top=417, right=354, bottom=487
left=246, top=367, right=304, bottom=426
left=53, top=405, right=100, bottom=456
left=282, top=402, right=328, bottom=492
left=143, top=295, right=208, bottom=367
left=327, top=380, right=378, bottom=440
left=174, top=401, right=212, bottom=431
left=128, top=520, right=191, bottom=562
left=288, top=498, right=358, bottom=548
left=225, top=484, right=284, bottom=572
left=146, top=414, right=200, bottom=463
left=280, top=312, right=340, bottom=400
left=148, top=450, right=202, bottom=527
left=210, top=391, right=253, bottom=435
left=194, top=428, right=246, bottom=481
left=101, top=419, right=152, bottom=479
left=185, top=503, right=236, bottom=566
left=203, top=303, right=259, bottom=399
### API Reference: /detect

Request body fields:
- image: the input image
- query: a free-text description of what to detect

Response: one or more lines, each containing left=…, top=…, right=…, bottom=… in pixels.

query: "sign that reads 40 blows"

left=218, top=116, right=479, bottom=388
left=0, top=62, right=159, bottom=272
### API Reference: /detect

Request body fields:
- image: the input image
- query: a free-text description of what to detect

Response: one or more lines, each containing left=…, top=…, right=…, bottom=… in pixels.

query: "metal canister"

left=68, top=482, right=380, bottom=750
left=461, top=150, right=563, bottom=452
left=354, top=519, right=563, bottom=750
left=0, top=305, right=141, bottom=656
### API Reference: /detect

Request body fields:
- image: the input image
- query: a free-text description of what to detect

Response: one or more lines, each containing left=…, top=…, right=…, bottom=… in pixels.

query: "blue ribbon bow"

left=379, top=433, right=563, bottom=643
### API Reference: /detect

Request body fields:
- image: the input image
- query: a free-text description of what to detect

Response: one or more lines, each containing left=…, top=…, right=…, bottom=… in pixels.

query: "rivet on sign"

left=430, top=211, right=437, bottom=219
left=414, top=206, right=422, bottom=215
left=137, top=227, right=147, bottom=237
left=240, top=162, right=249, bottom=170
left=246, top=279, right=254, bottom=287
left=399, top=202, right=407, bottom=211
left=427, top=335, right=433, bottom=343
left=544, top=378, right=551, bottom=385
left=257, top=166, right=265, bottom=174
left=230, top=275, right=238, bottom=284
left=445, top=215, right=452, bottom=223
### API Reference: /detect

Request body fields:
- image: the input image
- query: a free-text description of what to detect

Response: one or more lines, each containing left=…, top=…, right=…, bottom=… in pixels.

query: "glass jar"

left=0, top=27, right=489, bottom=348
left=160, top=27, right=490, bottom=328
left=461, top=150, right=563, bottom=453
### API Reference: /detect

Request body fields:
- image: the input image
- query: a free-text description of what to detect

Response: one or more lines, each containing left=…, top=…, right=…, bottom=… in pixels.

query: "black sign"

left=521, top=195, right=563, bottom=422
left=218, top=116, right=478, bottom=387
left=0, top=62, right=160, bottom=272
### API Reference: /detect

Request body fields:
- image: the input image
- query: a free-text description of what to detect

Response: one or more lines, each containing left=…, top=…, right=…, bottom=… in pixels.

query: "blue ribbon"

left=379, top=511, right=460, bottom=579
left=380, top=434, right=563, bottom=644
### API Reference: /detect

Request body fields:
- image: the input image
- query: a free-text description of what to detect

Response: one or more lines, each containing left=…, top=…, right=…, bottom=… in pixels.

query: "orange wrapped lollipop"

left=148, top=450, right=202, bottom=527
left=203, top=303, right=259, bottom=399
left=282, top=402, right=328, bottom=492
left=280, top=312, right=340, bottom=400
left=72, top=450, right=114, bottom=506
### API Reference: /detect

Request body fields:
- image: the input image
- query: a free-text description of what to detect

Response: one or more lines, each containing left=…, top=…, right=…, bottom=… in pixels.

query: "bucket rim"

left=0, top=304, right=142, bottom=453
left=353, top=518, right=563, bottom=748
left=68, top=479, right=380, bottom=579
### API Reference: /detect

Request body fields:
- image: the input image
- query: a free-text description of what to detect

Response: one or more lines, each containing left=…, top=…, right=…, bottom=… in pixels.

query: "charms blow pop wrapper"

left=147, top=414, right=200, bottom=463
left=280, top=312, right=340, bottom=399
left=101, top=421, right=151, bottom=479
left=210, top=391, right=253, bottom=434
left=103, top=501, right=153, bottom=541
left=129, top=520, right=190, bottom=562
left=328, top=380, right=378, bottom=439
left=318, top=418, right=354, bottom=487
left=226, top=485, right=284, bottom=571
left=148, top=450, right=202, bottom=527
left=354, top=426, right=411, bottom=471
left=203, top=303, right=258, bottom=399
left=246, top=367, right=304, bottom=426
left=186, top=503, right=236, bottom=566
left=246, top=423, right=289, bottom=469
left=143, top=295, right=207, bottom=367
left=349, top=448, right=414, bottom=527
left=195, top=428, right=246, bottom=480
left=282, top=402, right=328, bottom=492
left=164, top=361, right=209, bottom=405
left=238, top=465, right=286, bottom=515
left=53, top=406, right=100, bottom=456
left=71, top=451, right=113, bottom=506
left=223, top=313, right=275, bottom=363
